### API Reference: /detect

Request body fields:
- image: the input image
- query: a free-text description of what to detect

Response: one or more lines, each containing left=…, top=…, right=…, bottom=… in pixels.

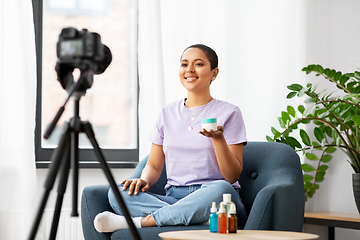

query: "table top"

left=159, top=230, right=319, bottom=240
left=304, top=212, right=360, bottom=223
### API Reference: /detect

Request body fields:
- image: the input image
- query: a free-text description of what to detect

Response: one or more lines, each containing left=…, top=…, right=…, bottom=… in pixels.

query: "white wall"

left=35, top=0, right=360, bottom=239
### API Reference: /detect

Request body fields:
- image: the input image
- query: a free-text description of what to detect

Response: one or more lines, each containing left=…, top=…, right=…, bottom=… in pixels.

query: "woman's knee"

left=108, top=185, right=129, bottom=214
left=202, top=180, right=235, bottom=193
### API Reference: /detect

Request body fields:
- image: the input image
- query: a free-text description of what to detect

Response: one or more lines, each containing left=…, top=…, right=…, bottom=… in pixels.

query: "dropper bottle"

left=209, top=202, right=218, bottom=233
left=218, top=203, right=227, bottom=233
left=228, top=203, right=237, bottom=233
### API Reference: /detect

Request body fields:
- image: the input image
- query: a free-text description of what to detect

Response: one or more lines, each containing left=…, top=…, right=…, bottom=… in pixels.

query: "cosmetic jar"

left=201, top=118, right=217, bottom=131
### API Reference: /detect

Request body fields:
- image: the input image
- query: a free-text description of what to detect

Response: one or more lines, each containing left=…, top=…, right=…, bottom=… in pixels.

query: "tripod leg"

left=71, top=130, right=79, bottom=217
left=82, top=121, right=141, bottom=240
left=49, top=142, right=71, bottom=240
left=28, top=124, right=71, bottom=240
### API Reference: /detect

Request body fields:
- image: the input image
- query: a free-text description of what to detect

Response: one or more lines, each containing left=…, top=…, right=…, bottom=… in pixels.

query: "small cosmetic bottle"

left=209, top=202, right=218, bottom=233
left=218, top=203, right=227, bottom=233
left=228, top=204, right=237, bottom=233
left=201, top=118, right=217, bottom=131
left=221, top=193, right=234, bottom=218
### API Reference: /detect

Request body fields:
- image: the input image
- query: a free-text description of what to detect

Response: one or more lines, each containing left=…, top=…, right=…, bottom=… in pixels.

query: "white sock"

left=94, top=211, right=142, bottom=233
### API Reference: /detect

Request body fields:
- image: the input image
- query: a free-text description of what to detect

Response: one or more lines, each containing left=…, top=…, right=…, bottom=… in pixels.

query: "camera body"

left=57, top=27, right=104, bottom=62
left=55, top=27, right=112, bottom=91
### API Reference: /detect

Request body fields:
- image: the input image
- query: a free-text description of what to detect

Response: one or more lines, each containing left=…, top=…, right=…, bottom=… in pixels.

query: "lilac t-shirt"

left=149, top=98, right=247, bottom=190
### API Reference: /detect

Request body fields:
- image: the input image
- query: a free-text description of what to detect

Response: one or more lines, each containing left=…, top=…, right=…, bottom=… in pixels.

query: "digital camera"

left=55, top=27, right=112, bottom=91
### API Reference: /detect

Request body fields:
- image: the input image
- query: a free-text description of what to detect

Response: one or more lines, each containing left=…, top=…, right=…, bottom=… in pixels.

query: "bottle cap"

left=210, top=202, right=217, bottom=213
left=229, top=203, right=236, bottom=214
left=218, top=203, right=225, bottom=213
left=223, top=193, right=231, bottom=203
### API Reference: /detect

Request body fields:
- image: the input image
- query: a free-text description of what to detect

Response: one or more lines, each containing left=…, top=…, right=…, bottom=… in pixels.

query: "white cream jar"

left=201, top=118, right=217, bottom=131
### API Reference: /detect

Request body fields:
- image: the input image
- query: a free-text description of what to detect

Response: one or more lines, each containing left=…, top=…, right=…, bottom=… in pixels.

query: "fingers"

left=133, top=180, right=144, bottom=195
left=122, top=179, right=132, bottom=190
left=199, top=125, right=224, bottom=138
left=121, top=179, right=148, bottom=195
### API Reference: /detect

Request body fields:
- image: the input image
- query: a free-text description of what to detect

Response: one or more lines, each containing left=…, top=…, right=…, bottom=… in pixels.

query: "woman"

left=94, top=44, right=247, bottom=232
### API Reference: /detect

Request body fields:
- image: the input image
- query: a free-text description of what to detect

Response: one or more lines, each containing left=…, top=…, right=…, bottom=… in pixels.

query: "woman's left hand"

left=199, top=125, right=224, bottom=139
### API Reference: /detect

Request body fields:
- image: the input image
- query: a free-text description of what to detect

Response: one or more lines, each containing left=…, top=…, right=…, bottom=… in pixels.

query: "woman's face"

left=179, top=47, right=218, bottom=94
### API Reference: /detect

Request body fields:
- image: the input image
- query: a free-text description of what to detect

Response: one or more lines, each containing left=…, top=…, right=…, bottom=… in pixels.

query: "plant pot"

left=353, top=173, right=360, bottom=214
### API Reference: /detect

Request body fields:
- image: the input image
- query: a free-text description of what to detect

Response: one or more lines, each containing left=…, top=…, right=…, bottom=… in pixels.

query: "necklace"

left=185, top=99, right=210, bottom=131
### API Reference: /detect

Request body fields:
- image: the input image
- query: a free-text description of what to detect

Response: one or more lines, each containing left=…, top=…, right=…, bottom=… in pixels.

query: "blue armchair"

left=81, top=142, right=305, bottom=240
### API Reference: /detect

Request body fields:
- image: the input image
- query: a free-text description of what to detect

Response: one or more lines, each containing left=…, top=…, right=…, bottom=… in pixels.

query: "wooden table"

left=159, top=230, right=319, bottom=240
left=304, top=212, right=360, bottom=240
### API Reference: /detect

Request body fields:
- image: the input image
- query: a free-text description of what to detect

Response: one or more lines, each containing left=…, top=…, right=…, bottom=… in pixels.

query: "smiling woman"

left=93, top=44, right=247, bottom=232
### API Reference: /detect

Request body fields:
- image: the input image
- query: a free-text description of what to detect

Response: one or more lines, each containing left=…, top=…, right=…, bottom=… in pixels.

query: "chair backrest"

left=238, top=142, right=302, bottom=214
left=130, top=141, right=302, bottom=212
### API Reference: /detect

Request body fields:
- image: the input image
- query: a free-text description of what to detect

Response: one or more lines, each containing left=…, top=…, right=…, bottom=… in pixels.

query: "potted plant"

left=266, top=64, right=360, bottom=211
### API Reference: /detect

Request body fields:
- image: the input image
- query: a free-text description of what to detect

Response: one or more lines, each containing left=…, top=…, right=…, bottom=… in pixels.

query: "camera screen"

left=60, top=40, right=83, bottom=57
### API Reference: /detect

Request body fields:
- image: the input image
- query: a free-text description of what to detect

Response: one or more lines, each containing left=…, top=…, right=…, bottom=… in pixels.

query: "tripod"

left=28, top=72, right=141, bottom=240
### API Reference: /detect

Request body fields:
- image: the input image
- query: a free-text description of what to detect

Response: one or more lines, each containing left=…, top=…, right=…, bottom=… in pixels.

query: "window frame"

left=32, top=0, right=139, bottom=168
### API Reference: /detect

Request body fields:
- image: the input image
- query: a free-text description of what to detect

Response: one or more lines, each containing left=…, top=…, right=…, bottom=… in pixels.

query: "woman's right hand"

left=120, top=178, right=149, bottom=195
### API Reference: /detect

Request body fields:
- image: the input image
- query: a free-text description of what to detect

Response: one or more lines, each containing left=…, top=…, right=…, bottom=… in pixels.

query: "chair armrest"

left=244, top=168, right=305, bottom=232
left=81, top=185, right=113, bottom=240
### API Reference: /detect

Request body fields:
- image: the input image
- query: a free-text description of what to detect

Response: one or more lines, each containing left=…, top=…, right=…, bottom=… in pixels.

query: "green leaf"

left=352, top=116, right=360, bottom=126
left=321, top=154, right=333, bottom=163
left=287, top=106, right=296, bottom=117
left=304, top=182, right=312, bottom=191
left=345, top=73, right=355, bottom=78
left=281, top=111, right=291, bottom=124
left=314, top=127, right=325, bottom=142
left=298, top=87, right=309, bottom=98
left=302, top=163, right=316, bottom=172
left=287, top=92, right=297, bottom=99
left=266, top=135, right=274, bottom=142
left=298, top=105, right=305, bottom=114
left=305, top=97, right=317, bottom=103
left=302, top=65, right=314, bottom=74
left=271, top=127, right=279, bottom=135
left=305, top=153, right=319, bottom=161
left=334, top=71, right=342, bottom=81
left=312, top=141, right=321, bottom=148
left=303, top=174, right=314, bottom=182
left=336, top=137, right=342, bottom=146
left=315, top=174, right=325, bottom=182
left=271, top=127, right=281, bottom=139
left=278, top=117, right=285, bottom=128
left=355, top=71, right=360, bottom=79
left=288, top=136, right=302, bottom=149
left=302, top=119, right=311, bottom=124
left=287, top=84, right=303, bottom=91
left=331, top=129, right=339, bottom=141
left=300, top=129, right=311, bottom=146
left=318, top=164, right=329, bottom=172
left=325, top=146, right=337, bottom=154
left=315, top=65, right=324, bottom=74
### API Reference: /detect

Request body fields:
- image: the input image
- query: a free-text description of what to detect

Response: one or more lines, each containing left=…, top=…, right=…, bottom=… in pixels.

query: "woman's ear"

left=212, top=68, right=219, bottom=81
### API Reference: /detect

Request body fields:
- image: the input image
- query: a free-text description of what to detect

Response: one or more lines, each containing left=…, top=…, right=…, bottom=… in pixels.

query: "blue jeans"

left=108, top=180, right=247, bottom=227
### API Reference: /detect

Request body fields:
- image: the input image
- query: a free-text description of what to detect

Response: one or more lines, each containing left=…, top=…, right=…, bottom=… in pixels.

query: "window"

left=32, top=0, right=139, bottom=168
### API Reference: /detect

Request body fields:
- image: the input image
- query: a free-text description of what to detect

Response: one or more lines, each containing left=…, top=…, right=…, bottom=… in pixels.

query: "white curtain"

left=138, top=0, right=307, bottom=157
left=0, top=1, right=37, bottom=240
